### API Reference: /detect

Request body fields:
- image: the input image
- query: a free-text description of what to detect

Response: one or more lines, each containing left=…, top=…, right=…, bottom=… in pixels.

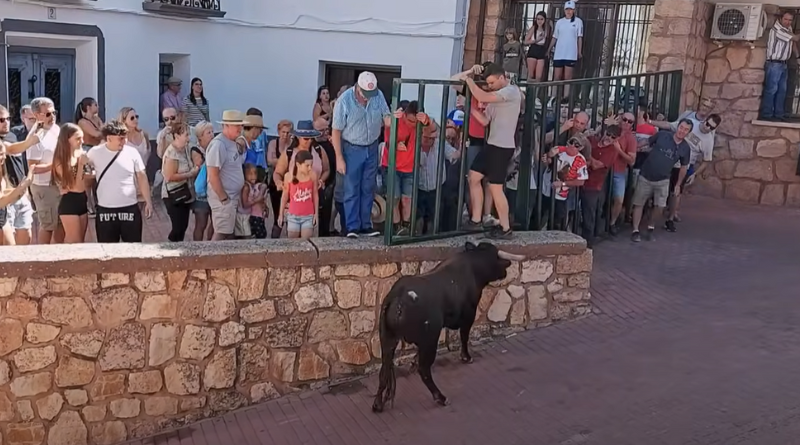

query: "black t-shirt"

left=11, top=125, right=28, bottom=142
left=1, top=132, right=28, bottom=187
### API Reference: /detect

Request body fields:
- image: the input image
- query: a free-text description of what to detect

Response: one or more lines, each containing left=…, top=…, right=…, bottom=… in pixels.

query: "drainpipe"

left=475, top=0, right=487, bottom=65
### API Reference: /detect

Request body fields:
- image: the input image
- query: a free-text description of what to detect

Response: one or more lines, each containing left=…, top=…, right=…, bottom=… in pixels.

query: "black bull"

left=372, top=242, right=526, bottom=412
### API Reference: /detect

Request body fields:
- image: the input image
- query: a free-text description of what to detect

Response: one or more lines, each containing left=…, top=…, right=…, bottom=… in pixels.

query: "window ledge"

left=141, top=1, right=226, bottom=19
left=752, top=119, right=800, bottom=130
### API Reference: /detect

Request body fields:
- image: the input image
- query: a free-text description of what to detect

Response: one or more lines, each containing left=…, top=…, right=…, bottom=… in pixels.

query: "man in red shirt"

left=581, top=125, right=621, bottom=247
left=381, top=100, right=431, bottom=236
left=609, top=112, right=637, bottom=233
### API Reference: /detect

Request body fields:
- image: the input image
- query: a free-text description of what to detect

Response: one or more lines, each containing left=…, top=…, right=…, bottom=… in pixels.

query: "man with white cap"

left=160, top=77, right=183, bottom=118
left=331, top=71, right=391, bottom=238
left=207, top=110, right=245, bottom=240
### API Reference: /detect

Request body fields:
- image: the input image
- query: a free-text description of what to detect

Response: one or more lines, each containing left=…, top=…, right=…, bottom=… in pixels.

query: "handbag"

left=164, top=148, right=194, bottom=204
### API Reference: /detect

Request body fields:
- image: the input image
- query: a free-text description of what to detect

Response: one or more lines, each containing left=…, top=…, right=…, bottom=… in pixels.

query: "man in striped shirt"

left=760, top=11, right=800, bottom=121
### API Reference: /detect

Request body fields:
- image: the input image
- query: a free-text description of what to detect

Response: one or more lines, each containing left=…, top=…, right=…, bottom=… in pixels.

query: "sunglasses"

left=129, top=114, right=139, bottom=120
left=164, top=116, right=176, bottom=122
left=41, top=111, right=56, bottom=118
left=244, top=126, right=255, bottom=131
left=621, top=117, right=634, bottom=124
left=705, top=121, right=717, bottom=130
left=0, top=117, right=9, bottom=123
left=567, top=139, right=582, bottom=147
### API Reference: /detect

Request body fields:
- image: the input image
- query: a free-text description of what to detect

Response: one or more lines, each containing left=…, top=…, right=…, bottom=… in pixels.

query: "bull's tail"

left=372, top=289, right=401, bottom=413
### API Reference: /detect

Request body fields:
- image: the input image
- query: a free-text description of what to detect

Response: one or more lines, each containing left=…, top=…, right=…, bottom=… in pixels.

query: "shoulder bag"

left=164, top=148, right=194, bottom=204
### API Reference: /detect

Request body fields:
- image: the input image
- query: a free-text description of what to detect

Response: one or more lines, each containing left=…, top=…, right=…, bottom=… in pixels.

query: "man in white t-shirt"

left=26, top=97, right=64, bottom=244
left=87, top=120, right=153, bottom=243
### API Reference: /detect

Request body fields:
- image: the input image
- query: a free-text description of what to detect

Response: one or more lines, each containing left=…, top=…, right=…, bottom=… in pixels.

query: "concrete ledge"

left=0, top=232, right=586, bottom=277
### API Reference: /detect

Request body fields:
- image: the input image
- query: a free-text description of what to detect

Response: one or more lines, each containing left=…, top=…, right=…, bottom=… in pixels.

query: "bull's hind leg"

left=459, top=324, right=474, bottom=363
left=372, top=335, right=399, bottom=413
left=417, top=339, right=448, bottom=406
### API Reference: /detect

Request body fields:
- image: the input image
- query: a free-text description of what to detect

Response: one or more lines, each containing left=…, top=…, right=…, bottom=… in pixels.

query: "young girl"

left=502, top=27, right=523, bottom=80
left=549, top=1, right=583, bottom=97
left=278, top=150, right=318, bottom=239
left=51, top=123, right=91, bottom=243
left=0, top=145, right=35, bottom=243
left=240, top=163, right=269, bottom=239
left=524, top=11, right=551, bottom=81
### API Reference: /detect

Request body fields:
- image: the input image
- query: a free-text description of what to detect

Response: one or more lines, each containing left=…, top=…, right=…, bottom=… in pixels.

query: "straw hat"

left=218, top=110, right=245, bottom=125
left=371, top=195, right=387, bottom=224
left=242, top=115, right=267, bottom=129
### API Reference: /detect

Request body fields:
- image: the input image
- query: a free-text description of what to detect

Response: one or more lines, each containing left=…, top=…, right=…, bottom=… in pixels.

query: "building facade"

left=0, top=0, right=468, bottom=135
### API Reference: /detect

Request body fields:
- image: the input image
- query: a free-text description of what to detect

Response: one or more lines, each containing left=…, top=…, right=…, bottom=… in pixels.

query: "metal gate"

left=501, top=0, right=655, bottom=80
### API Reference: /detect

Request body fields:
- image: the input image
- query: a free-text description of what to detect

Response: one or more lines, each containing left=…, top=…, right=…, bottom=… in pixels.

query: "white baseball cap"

left=357, top=71, right=379, bottom=98
left=564, top=1, right=576, bottom=9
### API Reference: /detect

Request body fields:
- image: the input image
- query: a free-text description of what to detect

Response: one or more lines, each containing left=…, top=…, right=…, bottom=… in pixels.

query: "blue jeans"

left=760, top=61, right=788, bottom=119
left=342, top=139, right=379, bottom=233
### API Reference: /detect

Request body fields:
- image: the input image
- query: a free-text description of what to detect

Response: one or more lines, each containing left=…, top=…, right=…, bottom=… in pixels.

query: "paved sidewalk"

left=130, top=196, right=800, bottom=445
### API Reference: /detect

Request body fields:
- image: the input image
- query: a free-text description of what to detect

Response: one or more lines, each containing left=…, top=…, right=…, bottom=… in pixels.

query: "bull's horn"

left=498, top=250, right=525, bottom=261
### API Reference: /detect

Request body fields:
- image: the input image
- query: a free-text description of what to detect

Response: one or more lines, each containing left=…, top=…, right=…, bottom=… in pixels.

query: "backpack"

left=191, top=146, right=208, bottom=198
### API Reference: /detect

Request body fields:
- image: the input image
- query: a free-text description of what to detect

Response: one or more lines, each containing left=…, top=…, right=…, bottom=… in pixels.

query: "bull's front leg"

left=459, top=324, right=474, bottom=364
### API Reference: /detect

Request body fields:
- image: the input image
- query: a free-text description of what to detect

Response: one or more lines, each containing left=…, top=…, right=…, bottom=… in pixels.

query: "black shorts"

left=552, top=59, right=577, bottom=68
left=527, top=45, right=548, bottom=60
left=95, top=204, right=143, bottom=243
left=58, top=191, right=88, bottom=216
left=470, top=144, right=515, bottom=185
left=669, top=167, right=689, bottom=193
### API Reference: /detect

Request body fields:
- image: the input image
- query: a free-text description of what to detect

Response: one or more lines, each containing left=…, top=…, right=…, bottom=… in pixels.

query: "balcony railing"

left=141, top=0, right=226, bottom=18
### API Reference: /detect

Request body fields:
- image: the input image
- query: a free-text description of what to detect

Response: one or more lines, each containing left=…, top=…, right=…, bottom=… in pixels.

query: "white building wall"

left=1, top=0, right=466, bottom=135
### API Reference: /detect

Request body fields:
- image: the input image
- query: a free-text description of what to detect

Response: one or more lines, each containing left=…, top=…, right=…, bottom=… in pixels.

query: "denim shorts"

left=612, top=172, right=628, bottom=199
left=286, top=213, right=314, bottom=232
left=4, top=194, right=34, bottom=230
left=382, top=168, right=414, bottom=199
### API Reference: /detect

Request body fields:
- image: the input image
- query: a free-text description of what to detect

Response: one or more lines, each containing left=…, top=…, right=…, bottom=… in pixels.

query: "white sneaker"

left=482, top=215, right=500, bottom=227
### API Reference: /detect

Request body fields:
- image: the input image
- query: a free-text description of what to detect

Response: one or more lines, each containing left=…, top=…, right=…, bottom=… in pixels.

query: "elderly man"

left=12, top=104, right=36, bottom=141
left=160, top=77, right=183, bottom=118
left=26, top=97, right=64, bottom=244
left=207, top=110, right=245, bottom=240
left=332, top=71, right=391, bottom=238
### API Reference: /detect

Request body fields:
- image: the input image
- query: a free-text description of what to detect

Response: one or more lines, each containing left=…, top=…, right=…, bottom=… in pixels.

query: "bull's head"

left=464, top=241, right=526, bottom=285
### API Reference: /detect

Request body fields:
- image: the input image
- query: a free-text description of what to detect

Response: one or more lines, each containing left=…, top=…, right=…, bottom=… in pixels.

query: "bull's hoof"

left=372, top=400, right=385, bottom=413
left=460, top=355, right=473, bottom=364
left=434, top=395, right=449, bottom=407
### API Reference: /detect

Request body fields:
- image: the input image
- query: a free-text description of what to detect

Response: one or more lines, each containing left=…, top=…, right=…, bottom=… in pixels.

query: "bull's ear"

left=465, top=241, right=477, bottom=251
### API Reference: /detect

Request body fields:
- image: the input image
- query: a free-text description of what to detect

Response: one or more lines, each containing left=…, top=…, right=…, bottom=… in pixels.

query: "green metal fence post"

left=432, top=86, right=450, bottom=234
left=407, top=83, right=426, bottom=238
left=383, top=79, right=402, bottom=245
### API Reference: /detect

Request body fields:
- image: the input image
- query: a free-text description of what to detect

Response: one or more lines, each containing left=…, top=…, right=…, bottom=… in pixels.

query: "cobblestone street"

left=129, top=196, right=800, bottom=445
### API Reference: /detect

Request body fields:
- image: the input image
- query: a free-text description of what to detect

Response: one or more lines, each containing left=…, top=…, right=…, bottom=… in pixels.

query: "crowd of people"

left=0, top=17, right=721, bottom=247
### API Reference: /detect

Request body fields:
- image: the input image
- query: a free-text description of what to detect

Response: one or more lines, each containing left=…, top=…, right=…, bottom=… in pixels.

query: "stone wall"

left=0, top=233, right=591, bottom=445
left=646, top=0, right=712, bottom=111
left=692, top=40, right=800, bottom=206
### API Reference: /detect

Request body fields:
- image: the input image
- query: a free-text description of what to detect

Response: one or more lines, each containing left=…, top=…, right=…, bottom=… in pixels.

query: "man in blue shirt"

left=331, top=71, right=391, bottom=238
left=243, top=107, right=270, bottom=182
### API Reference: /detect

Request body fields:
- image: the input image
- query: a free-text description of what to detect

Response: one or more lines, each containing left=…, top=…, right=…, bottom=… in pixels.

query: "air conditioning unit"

left=710, top=4, right=767, bottom=41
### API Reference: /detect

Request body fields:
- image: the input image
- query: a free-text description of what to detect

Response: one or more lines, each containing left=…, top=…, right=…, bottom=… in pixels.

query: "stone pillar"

left=646, top=0, right=712, bottom=110
left=463, top=0, right=507, bottom=69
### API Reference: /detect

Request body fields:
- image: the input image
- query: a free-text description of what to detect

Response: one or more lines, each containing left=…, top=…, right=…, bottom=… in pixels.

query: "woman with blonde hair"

left=118, top=107, right=151, bottom=213
left=51, top=123, right=90, bottom=243
left=190, top=120, right=215, bottom=241
left=266, top=119, right=294, bottom=238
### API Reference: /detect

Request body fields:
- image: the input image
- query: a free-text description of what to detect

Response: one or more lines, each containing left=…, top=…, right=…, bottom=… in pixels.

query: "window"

left=158, top=62, right=174, bottom=125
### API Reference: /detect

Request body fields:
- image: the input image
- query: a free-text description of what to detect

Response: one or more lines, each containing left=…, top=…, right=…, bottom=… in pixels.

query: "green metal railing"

left=382, top=70, right=683, bottom=246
